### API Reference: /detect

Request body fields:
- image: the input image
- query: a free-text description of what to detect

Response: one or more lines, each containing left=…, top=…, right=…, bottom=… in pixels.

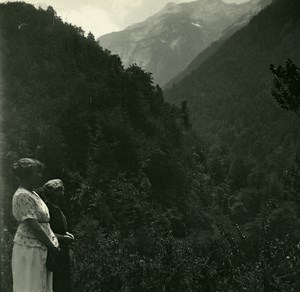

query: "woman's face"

left=27, top=167, right=43, bottom=187
left=50, top=187, right=64, bottom=205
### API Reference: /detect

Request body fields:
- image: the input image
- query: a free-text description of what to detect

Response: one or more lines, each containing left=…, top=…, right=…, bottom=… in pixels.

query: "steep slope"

left=219, top=0, right=272, bottom=40
left=165, top=0, right=300, bottom=173
left=165, top=0, right=272, bottom=88
left=98, top=0, right=259, bottom=86
left=0, top=3, right=210, bottom=291
left=0, top=3, right=202, bottom=227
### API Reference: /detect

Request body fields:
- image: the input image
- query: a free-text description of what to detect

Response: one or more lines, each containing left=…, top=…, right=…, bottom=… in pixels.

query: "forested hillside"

left=0, top=3, right=207, bottom=290
left=165, top=0, right=300, bottom=178
left=1, top=2, right=300, bottom=292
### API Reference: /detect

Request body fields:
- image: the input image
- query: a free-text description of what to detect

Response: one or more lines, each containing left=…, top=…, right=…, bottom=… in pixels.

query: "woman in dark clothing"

left=43, top=179, right=74, bottom=292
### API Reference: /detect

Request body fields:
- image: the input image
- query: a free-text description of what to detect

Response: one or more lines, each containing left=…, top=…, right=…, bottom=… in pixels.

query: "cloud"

left=58, top=5, right=121, bottom=36
left=0, top=0, right=251, bottom=37
left=0, top=0, right=122, bottom=36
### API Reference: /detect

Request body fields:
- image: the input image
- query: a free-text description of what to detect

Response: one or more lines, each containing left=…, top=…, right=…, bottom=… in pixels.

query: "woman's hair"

left=43, top=179, right=64, bottom=198
left=12, top=158, right=44, bottom=180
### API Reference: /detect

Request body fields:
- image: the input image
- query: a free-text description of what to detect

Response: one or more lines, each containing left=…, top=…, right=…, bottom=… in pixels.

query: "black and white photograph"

left=0, top=0, right=300, bottom=291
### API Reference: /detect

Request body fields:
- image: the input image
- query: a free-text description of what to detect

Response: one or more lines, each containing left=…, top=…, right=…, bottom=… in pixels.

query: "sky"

left=0, top=0, right=251, bottom=37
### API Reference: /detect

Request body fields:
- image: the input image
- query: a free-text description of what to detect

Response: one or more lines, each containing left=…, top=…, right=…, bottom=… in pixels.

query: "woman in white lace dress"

left=11, top=158, right=60, bottom=292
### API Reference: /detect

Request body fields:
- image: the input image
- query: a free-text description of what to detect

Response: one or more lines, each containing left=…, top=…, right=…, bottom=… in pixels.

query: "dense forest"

left=165, top=0, right=300, bottom=173
left=163, top=0, right=300, bottom=289
left=1, top=1, right=300, bottom=291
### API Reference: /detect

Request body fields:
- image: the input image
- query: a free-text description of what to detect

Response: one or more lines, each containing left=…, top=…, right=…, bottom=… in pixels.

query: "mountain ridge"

left=165, top=0, right=273, bottom=88
left=98, top=0, right=260, bottom=86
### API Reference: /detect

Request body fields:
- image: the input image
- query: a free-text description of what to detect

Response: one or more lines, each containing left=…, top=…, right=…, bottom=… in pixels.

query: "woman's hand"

left=63, top=232, right=74, bottom=243
left=26, top=218, right=58, bottom=249
left=55, top=232, right=74, bottom=243
left=66, top=232, right=75, bottom=240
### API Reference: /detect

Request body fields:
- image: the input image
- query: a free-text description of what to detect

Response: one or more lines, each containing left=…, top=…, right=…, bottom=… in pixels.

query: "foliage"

left=270, top=59, right=300, bottom=115
left=1, top=2, right=300, bottom=291
left=165, top=0, right=300, bottom=178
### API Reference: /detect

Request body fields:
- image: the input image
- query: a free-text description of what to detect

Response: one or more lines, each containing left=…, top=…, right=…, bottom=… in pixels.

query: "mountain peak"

left=164, top=2, right=177, bottom=8
left=98, top=0, right=261, bottom=86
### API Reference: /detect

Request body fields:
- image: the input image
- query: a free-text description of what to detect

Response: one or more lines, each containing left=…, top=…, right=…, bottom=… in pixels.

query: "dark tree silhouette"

left=270, top=59, right=300, bottom=115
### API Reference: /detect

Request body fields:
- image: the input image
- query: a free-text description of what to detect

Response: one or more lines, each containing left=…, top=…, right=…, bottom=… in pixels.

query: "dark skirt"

left=46, top=203, right=72, bottom=292
left=53, top=242, right=71, bottom=292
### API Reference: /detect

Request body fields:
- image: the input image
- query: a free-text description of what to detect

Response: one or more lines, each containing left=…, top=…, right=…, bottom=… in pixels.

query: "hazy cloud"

left=0, top=0, right=251, bottom=37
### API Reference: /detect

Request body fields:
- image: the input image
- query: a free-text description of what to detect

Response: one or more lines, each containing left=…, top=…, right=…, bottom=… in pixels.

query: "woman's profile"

left=11, top=158, right=60, bottom=292
left=43, top=179, right=74, bottom=292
